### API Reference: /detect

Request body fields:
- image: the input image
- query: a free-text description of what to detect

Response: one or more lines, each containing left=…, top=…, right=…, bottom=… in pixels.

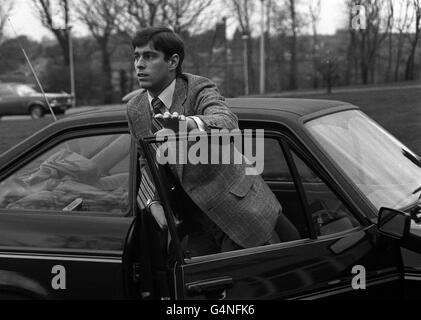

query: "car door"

left=0, top=126, right=138, bottom=299
left=143, top=129, right=404, bottom=300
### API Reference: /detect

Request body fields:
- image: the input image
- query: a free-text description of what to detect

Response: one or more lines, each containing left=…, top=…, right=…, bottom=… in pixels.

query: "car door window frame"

left=0, top=126, right=136, bottom=218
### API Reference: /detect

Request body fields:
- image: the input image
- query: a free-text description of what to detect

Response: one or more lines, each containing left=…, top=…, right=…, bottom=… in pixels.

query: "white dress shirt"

left=147, top=79, right=205, bottom=131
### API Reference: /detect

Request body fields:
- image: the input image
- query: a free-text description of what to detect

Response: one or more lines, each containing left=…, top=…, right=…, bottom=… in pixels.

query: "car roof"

left=66, top=97, right=354, bottom=122
left=0, top=83, right=32, bottom=88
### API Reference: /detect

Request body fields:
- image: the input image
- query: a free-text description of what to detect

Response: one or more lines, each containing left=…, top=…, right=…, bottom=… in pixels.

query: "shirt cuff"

left=189, top=116, right=206, bottom=132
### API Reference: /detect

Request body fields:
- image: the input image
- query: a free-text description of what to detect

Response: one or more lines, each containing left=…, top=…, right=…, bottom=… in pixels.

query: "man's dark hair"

left=132, top=27, right=185, bottom=75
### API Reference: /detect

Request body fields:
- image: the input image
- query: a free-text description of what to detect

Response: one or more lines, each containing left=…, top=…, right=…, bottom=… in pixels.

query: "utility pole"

left=242, top=34, right=249, bottom=95
left=68, top=26, right=76, bottom=107
left=260, top=0, right=266, bottom=94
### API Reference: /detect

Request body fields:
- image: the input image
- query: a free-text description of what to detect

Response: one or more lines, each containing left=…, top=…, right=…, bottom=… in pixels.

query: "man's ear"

left=168, top=54, right=180, bottom=72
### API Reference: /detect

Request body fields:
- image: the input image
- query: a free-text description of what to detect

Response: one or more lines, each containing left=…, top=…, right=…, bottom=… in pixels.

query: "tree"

left=161, top=0, right=213, bottom=34
left=286, top=0, right=298, bottom=89
left=309, top=0, right=321, bottom=88
left=405, top=0, right=421, bottom=80
left=393, top=0, right=411, bottom=81
left=350, top=0, right=393, bottom=84
left=345, top=0, right=358, bottom=85
left=228, top=0, right=257, bottom=93
left=385, top=0, right=394, bottom=82
left=32, top=0, right=71, bottom=65
left=0, top=0, right=14, bottom=43
left=121, top=0, right=213, bottom=34
left=317, top=54, right=339, bottom=94
left=76, top=0, right=125, bottom=104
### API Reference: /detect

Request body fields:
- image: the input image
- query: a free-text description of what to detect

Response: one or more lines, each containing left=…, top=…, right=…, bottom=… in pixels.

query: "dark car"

left=0, top=98, right=420, bottom=300
left=0, top=83, right=73, bottom=119
left=122, top=88, right=142, bottom=103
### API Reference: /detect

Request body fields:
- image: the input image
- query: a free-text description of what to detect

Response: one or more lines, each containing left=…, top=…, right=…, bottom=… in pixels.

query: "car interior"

left=0, top=134, right=131, bottom=215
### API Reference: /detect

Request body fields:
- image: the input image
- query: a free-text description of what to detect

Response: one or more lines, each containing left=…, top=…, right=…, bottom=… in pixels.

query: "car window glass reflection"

left=0, top=134, right=130, bottom=215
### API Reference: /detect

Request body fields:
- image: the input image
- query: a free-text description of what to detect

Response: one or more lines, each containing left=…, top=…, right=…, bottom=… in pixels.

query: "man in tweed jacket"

left=127, top=27, right=299, bottom=256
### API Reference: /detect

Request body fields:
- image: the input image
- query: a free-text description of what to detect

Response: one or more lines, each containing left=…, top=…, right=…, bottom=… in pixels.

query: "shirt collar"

left=147, top=79, right=176, bottom=110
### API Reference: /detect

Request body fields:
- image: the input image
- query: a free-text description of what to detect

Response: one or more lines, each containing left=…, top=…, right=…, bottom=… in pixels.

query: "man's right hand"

left=149, top=202, right=168, bottom=230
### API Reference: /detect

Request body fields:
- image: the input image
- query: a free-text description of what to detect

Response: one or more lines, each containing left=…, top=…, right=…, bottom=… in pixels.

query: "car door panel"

left=177, top=225, right=402, bottom=300
left=0, top=211, right=134, bottom=299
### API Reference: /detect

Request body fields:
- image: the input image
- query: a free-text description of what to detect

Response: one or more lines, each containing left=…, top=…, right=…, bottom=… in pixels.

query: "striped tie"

left=136, top=98, right=165, bottom=209
left=151, top=97, right=165, bottom=116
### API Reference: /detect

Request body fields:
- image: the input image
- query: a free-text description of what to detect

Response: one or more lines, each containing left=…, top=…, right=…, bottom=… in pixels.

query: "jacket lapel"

left=136, top=90, right=153, bottom=137
left=171, top=77, right=188, bottom=115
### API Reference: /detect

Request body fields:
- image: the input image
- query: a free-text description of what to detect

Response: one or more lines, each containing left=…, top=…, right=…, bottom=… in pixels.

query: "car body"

left=0, top=98, right=420, bottom=300
left=122, top=88, right=142, bottom=103
left=0, top=83, right=73, bottom=119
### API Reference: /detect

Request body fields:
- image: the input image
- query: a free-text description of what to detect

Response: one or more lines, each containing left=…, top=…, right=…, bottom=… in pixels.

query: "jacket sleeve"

left=192, top=77, right=239, bottom=131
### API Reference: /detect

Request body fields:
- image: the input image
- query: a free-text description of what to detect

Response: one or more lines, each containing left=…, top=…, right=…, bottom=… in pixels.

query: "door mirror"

left=378, top=207, right=410, bottom=239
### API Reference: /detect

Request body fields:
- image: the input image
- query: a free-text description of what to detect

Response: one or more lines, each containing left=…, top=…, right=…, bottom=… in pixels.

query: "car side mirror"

left=378, top=207, right=410, bottom=240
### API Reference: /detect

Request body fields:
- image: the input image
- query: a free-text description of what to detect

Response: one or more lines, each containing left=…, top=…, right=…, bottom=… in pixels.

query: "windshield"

left=15, top=85, right=37, bottom=96
left=306, top=110, right=421, bottom=211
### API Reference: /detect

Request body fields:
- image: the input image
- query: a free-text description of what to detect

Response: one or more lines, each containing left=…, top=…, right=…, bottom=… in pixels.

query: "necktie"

left=137, top=98, right=165, bottom=209
left=151, top=97, right=165, bottom=116
left=151, top=97, right=165, bottom=133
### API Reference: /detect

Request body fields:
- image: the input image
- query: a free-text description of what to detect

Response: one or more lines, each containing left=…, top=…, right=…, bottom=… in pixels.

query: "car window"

left=290, top=150, right=360, bottom=237
left=15, top=84, right=37, bottom=96
left=261, top=137, right=320, bottom=183
left=0, top=85, right=15, bottom=97
left=0, top=134, right=130, bottom=216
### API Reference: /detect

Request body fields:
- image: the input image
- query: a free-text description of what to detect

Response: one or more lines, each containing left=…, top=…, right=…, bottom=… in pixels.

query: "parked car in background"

left=0, top=98, right=420, bottom=299
left=0, top=83, right=73, bottom=119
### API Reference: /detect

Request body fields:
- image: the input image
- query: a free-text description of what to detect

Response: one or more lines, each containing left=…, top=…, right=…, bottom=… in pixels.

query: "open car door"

left=139, top=130, right=405, bottom=300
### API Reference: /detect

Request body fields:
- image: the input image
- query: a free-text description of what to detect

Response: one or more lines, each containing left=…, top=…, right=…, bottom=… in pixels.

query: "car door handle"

left=186, top=276, right=234, bottom=296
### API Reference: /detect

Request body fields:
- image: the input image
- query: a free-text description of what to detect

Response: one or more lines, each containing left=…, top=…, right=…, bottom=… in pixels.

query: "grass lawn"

left=0, top=116, right=64, bottom=156
left=0, top=86, right=420, bottom=156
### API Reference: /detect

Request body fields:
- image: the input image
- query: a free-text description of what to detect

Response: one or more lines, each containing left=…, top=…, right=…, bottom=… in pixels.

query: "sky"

left=5, top=0, right=347, bottom=41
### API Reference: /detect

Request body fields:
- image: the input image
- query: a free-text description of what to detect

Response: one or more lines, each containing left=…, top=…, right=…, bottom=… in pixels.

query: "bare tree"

left=228, top=0, right=257, bottom=93
left=0, top=0, right=14, bottom=43
left=309, top=0, right=321, bottom=88
left=385, top=0, right=394, bottom=82
left=121, top=0, right=212, bottom=34
left=394, top=0, right=411, bottom=81
left=271, top=6, right=289, bottom=91
left=126, top=0, right=161, bottom=29
left=345, top=0, right=357, bottom=85
left=32, top=0, right=71, bottom=65
left=286, top=0, right=298, bottom=89
left=161, top=0, right=213, bottom=34
left=351, top=0, right=393, bottom=84
left=317, top=53, right=339, bottom=94
left=405, top=0, right=421, bottom=80
left=76, top=0, right=125, bottom=104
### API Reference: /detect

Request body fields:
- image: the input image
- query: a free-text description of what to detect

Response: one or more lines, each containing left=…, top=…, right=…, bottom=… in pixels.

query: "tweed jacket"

left=126, top=73, right=282, bottom=248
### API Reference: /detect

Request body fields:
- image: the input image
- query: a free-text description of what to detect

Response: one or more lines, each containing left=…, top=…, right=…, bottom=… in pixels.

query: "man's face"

left=133, top=43, right=177, bottom=95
